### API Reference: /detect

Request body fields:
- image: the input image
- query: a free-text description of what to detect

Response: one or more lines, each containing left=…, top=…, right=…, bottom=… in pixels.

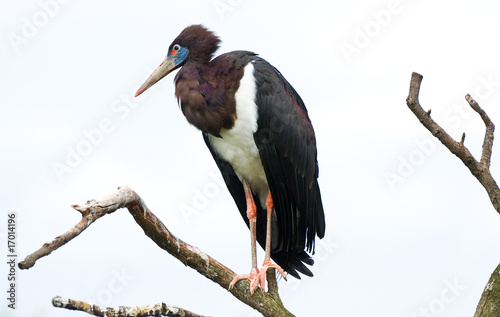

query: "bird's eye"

left=171, top=44, right=181, bottom=55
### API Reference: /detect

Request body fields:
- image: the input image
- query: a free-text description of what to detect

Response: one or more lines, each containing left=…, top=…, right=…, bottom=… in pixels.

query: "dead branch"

left=406, top=72, right=500, bottom=317
left=406, top=72, right=500, bottom=213
left=19, top=186, right=293, bottom=317
left=18, top=192, right=127, bottom=270
left=465, top=94, right=495, bottom=167
left=52, top=296, right=207, bottom=317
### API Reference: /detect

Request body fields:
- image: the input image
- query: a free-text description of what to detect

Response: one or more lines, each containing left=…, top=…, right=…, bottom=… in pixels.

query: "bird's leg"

left=228, top=181, right=260, bottom=294
left=264, top=192, right=274, bottom=262
left=247, top=182, right=259, bottom=277
left=257, top=191, right=287, bottom=290
left=228, top=188, right=287, bottom=295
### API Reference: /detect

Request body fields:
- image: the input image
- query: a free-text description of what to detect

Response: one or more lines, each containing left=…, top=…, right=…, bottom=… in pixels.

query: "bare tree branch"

left=19, top=186, right=293, bottom=317
left=406, top=72, right=500, bottom=317
left=465, top=94, right=495, bottom=167
left=18, top=192, right=126, bottom=270
left=406, top=72, right=500, bottom=213
left=52, top=296, right=207, bottom=317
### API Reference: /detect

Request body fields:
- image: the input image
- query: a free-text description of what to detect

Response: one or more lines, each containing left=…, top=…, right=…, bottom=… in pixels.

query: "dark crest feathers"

left=171, top=24, right=221, bottom=63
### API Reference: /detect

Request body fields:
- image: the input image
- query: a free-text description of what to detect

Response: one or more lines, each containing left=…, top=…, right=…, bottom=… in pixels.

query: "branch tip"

left=411, top=72, right=423, bottom=83
left=406, top=73, right=500, bottom=214
left=465, top=94, right=495, bottom=167
left=407, top=72, right=423, bottom=107
left=71, top=204, right=87, bottom=215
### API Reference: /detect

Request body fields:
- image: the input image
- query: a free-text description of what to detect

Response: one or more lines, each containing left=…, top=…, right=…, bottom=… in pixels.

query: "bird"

left=135, top=25, right=325, bottom=294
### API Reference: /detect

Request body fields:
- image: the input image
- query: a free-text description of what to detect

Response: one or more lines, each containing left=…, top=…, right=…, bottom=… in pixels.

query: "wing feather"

left=252, top=58, right=325, bottom=262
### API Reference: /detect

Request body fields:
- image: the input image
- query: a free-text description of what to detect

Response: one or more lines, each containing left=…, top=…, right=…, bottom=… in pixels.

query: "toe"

left=228, top=274, right=249, bottom=291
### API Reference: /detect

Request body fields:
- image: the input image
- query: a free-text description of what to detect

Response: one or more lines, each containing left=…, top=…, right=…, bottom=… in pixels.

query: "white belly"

left=208, top=63, right=269, bottom=207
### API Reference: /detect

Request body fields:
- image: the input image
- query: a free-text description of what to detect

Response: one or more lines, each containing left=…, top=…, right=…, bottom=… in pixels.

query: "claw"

left=259, top=260, right=287, bottom=290
left=228, top=269, right=261, bottom=295
left=228, top=261, right=287, bottom=295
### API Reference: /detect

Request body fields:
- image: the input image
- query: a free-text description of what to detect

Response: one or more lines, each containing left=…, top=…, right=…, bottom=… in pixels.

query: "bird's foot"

left=228, top=270, right=261, bottom=295
left=228, top=261, right=287, bottom=295
left=258, top=260, right=287, bottom=289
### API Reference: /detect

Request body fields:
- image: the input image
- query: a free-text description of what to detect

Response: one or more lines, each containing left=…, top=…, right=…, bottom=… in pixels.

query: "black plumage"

left=202, top=53, right=325, bottom=278
left=136, top=25, right=325, bottom=281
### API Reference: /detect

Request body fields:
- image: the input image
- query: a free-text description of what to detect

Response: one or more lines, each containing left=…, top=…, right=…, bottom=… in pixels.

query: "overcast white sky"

left=2, top=1, right=500, bottom=316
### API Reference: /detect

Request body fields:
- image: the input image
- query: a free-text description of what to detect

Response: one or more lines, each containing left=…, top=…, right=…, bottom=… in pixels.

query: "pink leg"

left=258, top=191, right=287, bottom=290
left=228, top=181, right=260, bottom=294
left=228, top=187, right=286, bottom=295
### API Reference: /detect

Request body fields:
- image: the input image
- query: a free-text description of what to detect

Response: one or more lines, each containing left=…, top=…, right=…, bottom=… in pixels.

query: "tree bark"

left=406, top=72, right=500, bottom=316
left=52, top=296, right=208, bottom=317
left=19, top=186, right=293, bottom=317
left=406, top=72, right=500, bottom=214
left=474, top=263, right=500, bottom=317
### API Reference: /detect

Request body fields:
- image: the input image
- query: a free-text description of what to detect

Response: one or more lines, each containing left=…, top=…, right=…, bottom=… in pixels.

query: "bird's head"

left=135, top=25, right=220, bottom=97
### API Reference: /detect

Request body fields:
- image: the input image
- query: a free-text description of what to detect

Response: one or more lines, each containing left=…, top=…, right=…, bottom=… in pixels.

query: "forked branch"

left=406, top=72, right=500, bottom=317
left=19, top=186, right=293, bottom=317
left=406, top=72, right=500, bottom=213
